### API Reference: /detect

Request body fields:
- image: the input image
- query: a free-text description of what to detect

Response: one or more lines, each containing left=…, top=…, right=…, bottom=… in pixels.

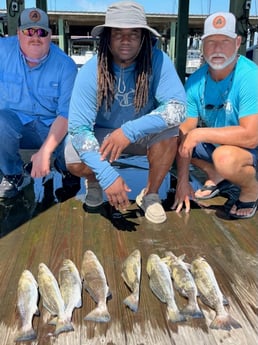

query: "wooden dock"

left=0, top=177, right=257, bottom=345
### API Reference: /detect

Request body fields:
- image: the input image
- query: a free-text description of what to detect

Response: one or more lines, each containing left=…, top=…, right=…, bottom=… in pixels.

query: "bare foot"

left=230, top=188, right=258, bottom=219
left=195, top=179, right=223, bottom=199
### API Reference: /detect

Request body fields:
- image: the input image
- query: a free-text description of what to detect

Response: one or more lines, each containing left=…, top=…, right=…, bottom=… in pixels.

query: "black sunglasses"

left=22, top=28, right=49, bottom=38
left=205, top=103, right=224, bottom=110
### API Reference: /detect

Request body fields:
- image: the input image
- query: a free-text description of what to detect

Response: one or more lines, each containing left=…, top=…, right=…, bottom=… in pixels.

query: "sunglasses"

left=204, top=103, right=224, bottom=110
left=22, top=28, right=49, bottom=38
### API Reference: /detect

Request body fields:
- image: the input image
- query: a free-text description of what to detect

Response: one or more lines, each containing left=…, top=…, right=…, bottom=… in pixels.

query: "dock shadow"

left=83, top=201, right=140, bottom=232
left=0, top=178, right=56, bottom=238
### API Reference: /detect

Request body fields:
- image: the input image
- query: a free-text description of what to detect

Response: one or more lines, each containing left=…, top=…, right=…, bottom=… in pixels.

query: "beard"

left=205, top=50, right=238, bottom=70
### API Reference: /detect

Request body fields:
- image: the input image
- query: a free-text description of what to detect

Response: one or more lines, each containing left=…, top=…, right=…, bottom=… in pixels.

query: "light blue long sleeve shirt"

left=0, top=35, right=77, bottom=126
left=69, top=45, right=186, bottom=190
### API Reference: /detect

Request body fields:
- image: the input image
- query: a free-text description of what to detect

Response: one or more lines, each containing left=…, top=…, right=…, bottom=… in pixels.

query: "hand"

left=179, top=129, right=200, bottom=158
left=171, top=180, right=195, bottom=213
left=99, top=128, right=130, bottom=163
left=30, top=150, right=51, bottom=178
left=105, top=176, right=131, bottom=211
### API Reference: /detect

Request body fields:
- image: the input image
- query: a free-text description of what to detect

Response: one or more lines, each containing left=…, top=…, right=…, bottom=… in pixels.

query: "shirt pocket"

left=0, top=73, right=22, bottom=103
left=38, top=82, right=60, bottom=112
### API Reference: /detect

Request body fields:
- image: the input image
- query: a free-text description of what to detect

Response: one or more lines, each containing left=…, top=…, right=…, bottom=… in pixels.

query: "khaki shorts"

left=65, top=126, right=179, bottom=164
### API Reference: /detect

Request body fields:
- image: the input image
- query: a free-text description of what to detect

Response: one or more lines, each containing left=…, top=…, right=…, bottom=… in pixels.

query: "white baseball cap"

left=201, top=12, right=237, bottom=40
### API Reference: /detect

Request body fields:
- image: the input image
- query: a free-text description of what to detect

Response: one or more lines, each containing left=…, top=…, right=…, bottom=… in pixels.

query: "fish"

left=81, top=250, right=111, bottom=322
left=146, top=254, right=186, bottom=323
left=37, top=263, right=74, bottom=335
left=190, top=256, right=242, bottom=330
left=58, top=259, right=82, bottom=321
left=15, top=270, right=39, bottom=342
left=163, top=251, right=204, bottom=319
left=121, top=249, right=141, bottom=312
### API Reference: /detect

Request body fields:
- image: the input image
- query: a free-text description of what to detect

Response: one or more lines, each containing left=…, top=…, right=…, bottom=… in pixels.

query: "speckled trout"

left=81, top=250, right=111, bottom=322
left=191, top=257, right=242, bottom=330
left=16, top=270, right=39, bottom=342
left=147, top=254, right=186, bottom=323
left=121, top=249, right=141, bottom=312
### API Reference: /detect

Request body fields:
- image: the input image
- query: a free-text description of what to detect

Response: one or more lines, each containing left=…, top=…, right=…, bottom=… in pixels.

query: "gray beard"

left=205, top=50, right=237, bottom=70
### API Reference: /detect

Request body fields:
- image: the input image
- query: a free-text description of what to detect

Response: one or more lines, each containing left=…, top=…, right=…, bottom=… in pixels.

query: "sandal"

left=195, top=180, right=231, bottom=200
left=229, top=199, right=258, bottom=219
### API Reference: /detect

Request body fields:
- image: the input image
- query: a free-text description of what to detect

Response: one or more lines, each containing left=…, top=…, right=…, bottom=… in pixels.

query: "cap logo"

left=29, top=10, right=41, bottom=23
left=212, top=15, right=226, bottom=29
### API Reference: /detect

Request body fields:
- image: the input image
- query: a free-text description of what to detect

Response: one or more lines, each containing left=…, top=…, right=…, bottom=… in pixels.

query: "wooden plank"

left=0, top=194, right=257, bottom=345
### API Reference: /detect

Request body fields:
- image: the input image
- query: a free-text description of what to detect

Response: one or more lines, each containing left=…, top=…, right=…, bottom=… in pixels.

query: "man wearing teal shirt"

left=173, top=12, right=258, bottom=219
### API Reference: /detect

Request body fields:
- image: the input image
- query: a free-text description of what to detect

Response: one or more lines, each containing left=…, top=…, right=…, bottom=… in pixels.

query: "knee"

left=66, top=162, right=84, bottom=177
left=213, top=146, right=236, bottom=172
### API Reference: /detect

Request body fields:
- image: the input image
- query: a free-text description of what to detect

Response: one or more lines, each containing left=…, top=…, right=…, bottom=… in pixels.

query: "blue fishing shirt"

left=0, top=35, right=77, bottom=126
left=68, top=45, right=186, bottom=190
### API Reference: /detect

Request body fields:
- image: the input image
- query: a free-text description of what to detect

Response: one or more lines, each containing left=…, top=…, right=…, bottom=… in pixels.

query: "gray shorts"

left=65, top=126, right=179, bottom=164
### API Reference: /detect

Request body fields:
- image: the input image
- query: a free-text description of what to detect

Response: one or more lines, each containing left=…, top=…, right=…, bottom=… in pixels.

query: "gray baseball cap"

left=18, top=8, right=51, bottom=32
left=91, top=1, right=160, bottom=37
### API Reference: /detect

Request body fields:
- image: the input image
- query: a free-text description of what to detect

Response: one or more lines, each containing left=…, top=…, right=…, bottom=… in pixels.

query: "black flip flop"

left=229, top=199, right=258, bottom=219
left=195, top=180, right=236, bottom=200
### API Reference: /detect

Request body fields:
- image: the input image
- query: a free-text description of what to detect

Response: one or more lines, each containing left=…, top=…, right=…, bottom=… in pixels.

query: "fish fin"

left=54, top=318, right=74, bottom=336
left=35, top=307, right=40, bottom=316
left=210, top=314, right=242, bottom=330
left=123, top=293, right=139, bottom=312
left=181, top=303, right=204, bottom=319
left=178, top=254, right=186, bottom=261
left=48, top=316, right=57, bottom=325
left=15, top=328, right=37, bottom=342
left=149, top=280, right=166, bottom=303
left=167, top=307, right=186, bottom=323
left=84, top=305, right=111, bottom=323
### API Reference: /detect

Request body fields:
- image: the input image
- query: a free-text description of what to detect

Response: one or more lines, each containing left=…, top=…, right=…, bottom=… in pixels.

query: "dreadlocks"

left=97, top=28, right=153, bottom=113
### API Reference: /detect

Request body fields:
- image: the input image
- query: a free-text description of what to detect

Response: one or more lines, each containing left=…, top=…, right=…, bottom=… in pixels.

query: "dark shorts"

left=192, top=143, right=258, bottom=169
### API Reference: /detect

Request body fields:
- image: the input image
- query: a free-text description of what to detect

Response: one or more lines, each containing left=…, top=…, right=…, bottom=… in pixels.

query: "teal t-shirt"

left=185, top=55, right=258, bottom=128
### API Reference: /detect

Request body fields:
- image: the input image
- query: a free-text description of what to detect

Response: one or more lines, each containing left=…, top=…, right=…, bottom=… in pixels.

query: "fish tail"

left=15, top=328, right=37, bottom=342
left=167, top=307, right=186, bottom=323
left=181, top=303, right=204, bottom=319
left=84, top=304, right=111, bottom=323
left=54, top=317, right=74, bottom=336
left=123, top=292, right=139, bottom=312
left=210, top=313, right=242, bottom=330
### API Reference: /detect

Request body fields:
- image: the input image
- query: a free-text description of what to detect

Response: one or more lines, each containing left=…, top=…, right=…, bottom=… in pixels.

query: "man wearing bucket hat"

left=65, top=1, right=186, bottom=224
left=0, top=8, right=80, bottom=200
left=173, top=12, right=258, bottom=219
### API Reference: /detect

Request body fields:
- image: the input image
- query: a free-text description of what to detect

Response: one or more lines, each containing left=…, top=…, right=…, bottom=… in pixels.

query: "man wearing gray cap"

left=65, top=1, right=186, bottom=224
left=0, top=8, right=80, bottom=200
left=173, top=12, right=258, bottom=219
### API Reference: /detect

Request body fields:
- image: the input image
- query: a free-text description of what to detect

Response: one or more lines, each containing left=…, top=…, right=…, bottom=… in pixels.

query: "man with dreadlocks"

left=65, top=1, right=186, bottom=224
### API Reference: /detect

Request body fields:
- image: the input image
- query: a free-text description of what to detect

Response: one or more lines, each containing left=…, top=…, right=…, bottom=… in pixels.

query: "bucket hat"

left=91, top=1, right=160, bottom=37
left=18, top=8, right=51, bottom=32
left=201, top=12, right=237, bottom=40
